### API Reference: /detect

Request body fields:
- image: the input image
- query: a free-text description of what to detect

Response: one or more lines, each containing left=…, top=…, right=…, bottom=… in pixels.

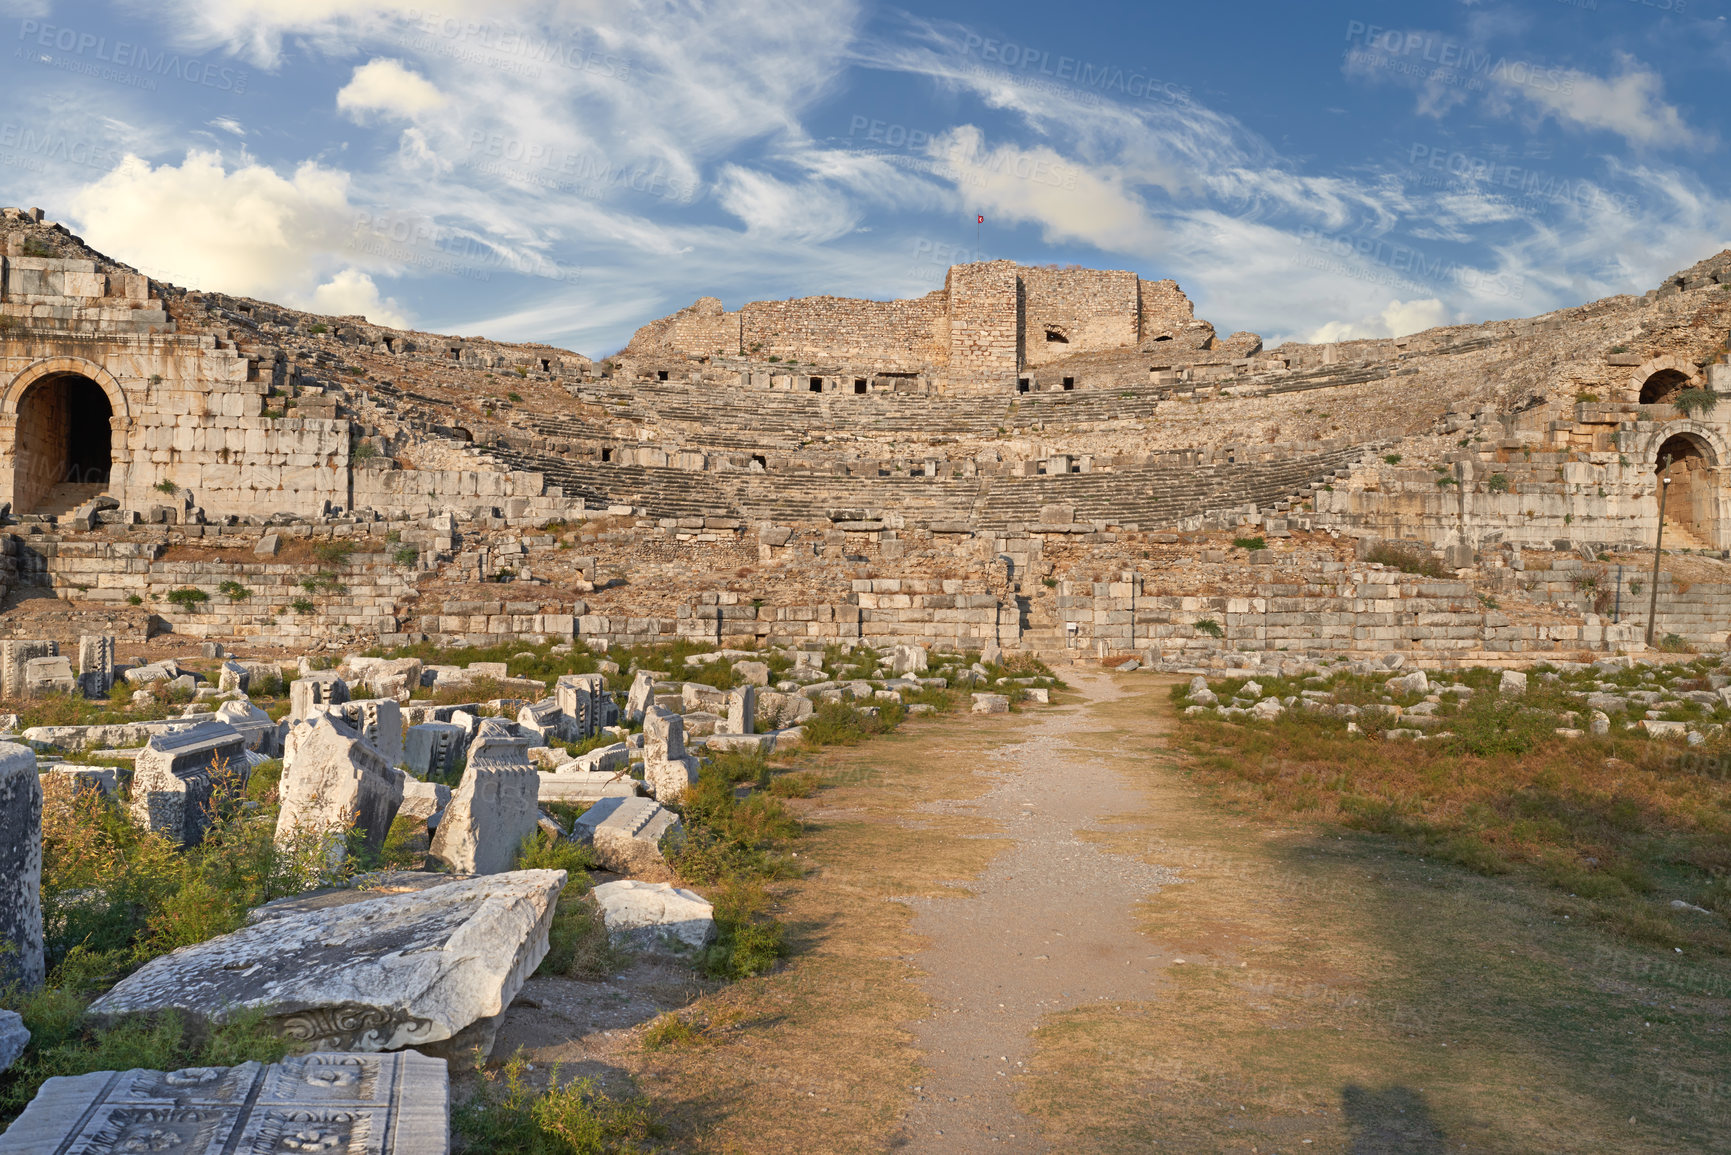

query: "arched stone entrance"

left=11, top=373, right=114, bottom=513
left=1655, top=430, right=1722, bottom=548
left=1628, top=355, right=1701, bottom=406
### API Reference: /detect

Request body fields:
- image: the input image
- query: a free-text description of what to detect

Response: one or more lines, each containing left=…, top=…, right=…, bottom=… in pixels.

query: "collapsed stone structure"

left=0, top=203, right=1730, bottom=667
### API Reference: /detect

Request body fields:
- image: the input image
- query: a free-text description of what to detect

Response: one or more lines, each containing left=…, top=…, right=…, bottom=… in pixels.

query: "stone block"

left=89, top=871, right=566, bottom=1058
left=276, top=713, right=405, bottom=868
left=592, top=880, right=716, bottom=952
left=127, top=721, right=248, bottom=847
left=430, top=719, right=540, bottom=875
left=404, top=722, right=465, bottom=778
left=572, top=796, right=681, bottom=880
left=0, top=1009, right=25, bottom=1075
left=724, top=685, right=756, bottom=735
left=535, top=771, right=638, bottom=805
left=0, top=1051, right=450, bottom=1154
left=732, top=660, right=770, bottom=686
left=75, top=635, right=114, bottom=698
left=971, top=693, right=1010, bottom=714
left=0, top=744, right=42, bottom=993
left=289, top=674, right=349, bottom=721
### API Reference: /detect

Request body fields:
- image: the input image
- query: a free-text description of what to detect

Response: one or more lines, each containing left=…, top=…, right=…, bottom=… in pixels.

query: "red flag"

left=977, top=214, right=984, bottom=223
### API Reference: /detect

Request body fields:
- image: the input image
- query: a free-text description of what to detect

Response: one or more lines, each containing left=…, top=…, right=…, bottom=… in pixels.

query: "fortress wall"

left=1021, top=266, right=1139, bottom=369
left=1138, top=277, right=1196, bottom=339
left=738, top=291, right=947, bottom=372
left=945, top=261, right=1021, bottom=382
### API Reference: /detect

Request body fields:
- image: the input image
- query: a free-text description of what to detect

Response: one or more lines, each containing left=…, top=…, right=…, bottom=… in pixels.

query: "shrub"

left=1193, top=619, right=1224, bottom=638
left=453, top=1052, right=658, bottom=1153
left=700, top=876, right=786, bottom=980
left=290, top=598, right=315, bottom=615
left=126, top=595, right=142, bottom=606
left=1576, top=391, right=1600, bottom=403
left=351, top=441, right=378, bottom=461
left=218, top=580, right=251, bottom=602
left=1486, top=473, right=1511, bottom=493
left=312, top=541, right=355, bottom=566
left=393, top=545, right=419, bottom=566
left=1674, top=388, right=1719, bottom=418
left=165, top=587, right=208, bottom=610
left=642, top=1013, right=701, bottom=1051
left=1233, top=537, right=1266, bottom=551
left=308, top=322, right=327, bottom=334
left=153, top=479, right=178, bottom=495
left=1382, top=453, right=1402, bottom=465
left=1364, top=542, right=1447, bottom=578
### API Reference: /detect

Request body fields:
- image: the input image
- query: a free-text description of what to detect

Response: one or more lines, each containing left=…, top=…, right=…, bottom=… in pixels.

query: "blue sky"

left=0, top=0, right=1725, bottom=355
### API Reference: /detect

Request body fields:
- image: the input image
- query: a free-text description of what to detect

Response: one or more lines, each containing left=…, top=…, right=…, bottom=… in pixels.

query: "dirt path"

left=896, top=671, right=1182, bottom=1151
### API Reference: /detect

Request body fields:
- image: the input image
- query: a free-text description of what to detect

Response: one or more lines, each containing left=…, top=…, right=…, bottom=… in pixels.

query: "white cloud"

left=930, top=127, right=1162, bottom=256
left=714, top=166, right=857, bottom=242
left=1309, top=298, right=1451, bottom=343
left=337, top=58, right=445, bottom=122
left=310, top=267, right=408, bottom=326
left=1494, top=55, right=1705, bottom=150
left=66, top=150, right=356, bottom=302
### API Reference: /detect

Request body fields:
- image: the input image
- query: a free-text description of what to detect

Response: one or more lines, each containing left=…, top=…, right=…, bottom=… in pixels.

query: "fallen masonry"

left=0, top=1050, right=449, bottom=1155
left=88, top=870, right=566, bottom=1056
left=0, top=742, right=40, bottom=993
left=592, top=879, right=717, bottom=952
left=429, top=718, right=541, bottom=875
left=573, top=794, right=683, bottom=880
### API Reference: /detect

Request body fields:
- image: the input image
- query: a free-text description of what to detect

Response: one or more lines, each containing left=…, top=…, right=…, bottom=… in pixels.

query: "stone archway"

left=1654, top=429, right=1724, bottom=548
left=1628, top=355, right=1701, bottom=406
left=1, top=358, right=130, bottom=515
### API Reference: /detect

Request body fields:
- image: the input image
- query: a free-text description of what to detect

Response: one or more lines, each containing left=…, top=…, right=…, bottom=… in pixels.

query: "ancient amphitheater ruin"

left=0, top=202, right=1728, bottom=669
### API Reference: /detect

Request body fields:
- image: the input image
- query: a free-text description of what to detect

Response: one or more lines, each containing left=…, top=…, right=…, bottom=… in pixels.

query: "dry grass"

left=1011, top=679, right=1731, bottom=1154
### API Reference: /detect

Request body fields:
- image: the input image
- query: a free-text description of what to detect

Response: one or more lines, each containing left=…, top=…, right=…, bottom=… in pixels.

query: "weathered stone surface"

left=888, top=644, right=928, bottom=675
left=275, top=713, right=405, bottom=866
left=345, top=699, right=405, bottom=768
left=555, top=672, right=610, bottom=739
left=732, top=660, right=770, bottom=686
left=971, top=692, right=1010, bottom=714
left=89, top=870, right=566, bottom=1055
left=430, top=719, right=540, bottom=875
left=535, top=771, right=639, bottom=804
left=0, top=1009, right=26, bottom=1075
left=214, top=699, right=277, bottom=754
left=1642, top=719, right=1688, bottom=739
left=592, top=880, right=716, bottom=951
left=399, top=778, right=451, bottom=829
left=0, top=744, right=42, bottom=993
left=75, top=635, right=114, bottom=699
left=289, top=674, right=348, bottom=722
left=1499, top=670, right=1528, bottom=695
left=569, top=741, right=629, bottom=774
left=702, top=732, right=777, bottom=755
left=42, top=765, right=118, bottom=795
left=572, top=796, right=681, bottom=880
left=405, top=721, right=466, bottom=778
left=127, top=721, right=248, bottom=847
left=22, top=656, right=74, bottom=697
left=723, top=685, right=756, bottom=735
left=0, top=1051, right=449, bottom=1155
left=1387, top=671, right=1429, bottom=696
left=642, top=706, right=699, bottom=803
left=625, top=670, right=655, bottom=723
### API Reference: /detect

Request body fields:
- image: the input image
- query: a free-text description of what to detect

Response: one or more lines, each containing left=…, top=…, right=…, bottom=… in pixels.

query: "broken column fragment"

left=275, top=712, right=405, bottom=867
left=126, top=720, right=249, bottom=847
left=429, top=718, right=540, bottom=875
left=0, top=742, right=43, bottom=992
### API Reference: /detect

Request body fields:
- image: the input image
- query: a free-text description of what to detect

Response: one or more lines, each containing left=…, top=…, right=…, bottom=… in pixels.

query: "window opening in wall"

left=447, top=348, right=462, bottom=360
left=752, top=454, right=767, bottom=469
left=809, top=378, right=824, bottom=393
left=540, top=359, right=551, bottom=372
left=1017, top=378, right=1031, bottom=394
left=657, top=370, right=669, bottom=381
left=854, top=378, right=868, bottom=394
left=600, top=448, right=612, bottom=462
left=1045, top=327, right=1069, bottom=344
left=1062, top=377, right=1075, bottom=390
left=1153, top=334, right=1172, bottom=342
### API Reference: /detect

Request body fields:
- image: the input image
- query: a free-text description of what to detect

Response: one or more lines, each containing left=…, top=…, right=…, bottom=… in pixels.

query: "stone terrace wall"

left=943, top=261, right=1021, bottom=382
left=1021, top=266, right=1139, bottom=369
left=738, top=292, right=947, bottom=373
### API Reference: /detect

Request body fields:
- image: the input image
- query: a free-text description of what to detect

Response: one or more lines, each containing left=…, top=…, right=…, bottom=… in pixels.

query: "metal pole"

left=1646, top=472, right=1672, bottom=647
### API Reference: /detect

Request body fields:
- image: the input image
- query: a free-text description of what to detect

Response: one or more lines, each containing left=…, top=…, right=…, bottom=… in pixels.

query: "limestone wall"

left=738, top=292, right=947, bottom=372
left=1138, top=277, right=1196, bottom=340
left=944, top=262, right=1021, bottom=382
left=1021, top=266, right=1139, bottom=369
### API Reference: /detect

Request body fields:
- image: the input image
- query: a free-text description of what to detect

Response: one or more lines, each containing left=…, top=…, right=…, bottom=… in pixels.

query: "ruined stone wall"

left=945, top=262, right=1021, bottom=382
left=1021, top=267, right=1139, bottom=370
left=1138, top=277, right=1195, bottom=341
left=738, top=291, right=947, bottom=372
left=669, top=297, right=741, bottom=357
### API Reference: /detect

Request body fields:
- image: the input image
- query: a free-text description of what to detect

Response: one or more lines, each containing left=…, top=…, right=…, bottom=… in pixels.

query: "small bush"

left=1364, top=542, right=1447, bottom=578
left=642, top=1012, right=701, bottom=1051
left=165, top=587, right=208, bottom=610
left=1576, top=391, right=1600, bottom=403
left=1233, top=536, right=1266, bottom=551
left=308, top=322, right=327, bottom=334
left=1674, top=388, right=1719, bottom=418
left=1486, top=473, right=1511, bottom=493
left=312, top=541, right=355, bottom=566
left=218, top=580, right=251, bottom=602
left=453, top=1052, right=658, bottom=1153
left=291, top=598, right=315, bottom=615
left=1193, top=618, right=1224, bottom=638
left=767, top=771, right=821, bottom=799
left=393, top=545, right=419, bottom=566
left=1382, top=454, right=1402, bottom=465
left=126, top=595, right=142, bottom=606
left=153, top=479, right=178, bottom=495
